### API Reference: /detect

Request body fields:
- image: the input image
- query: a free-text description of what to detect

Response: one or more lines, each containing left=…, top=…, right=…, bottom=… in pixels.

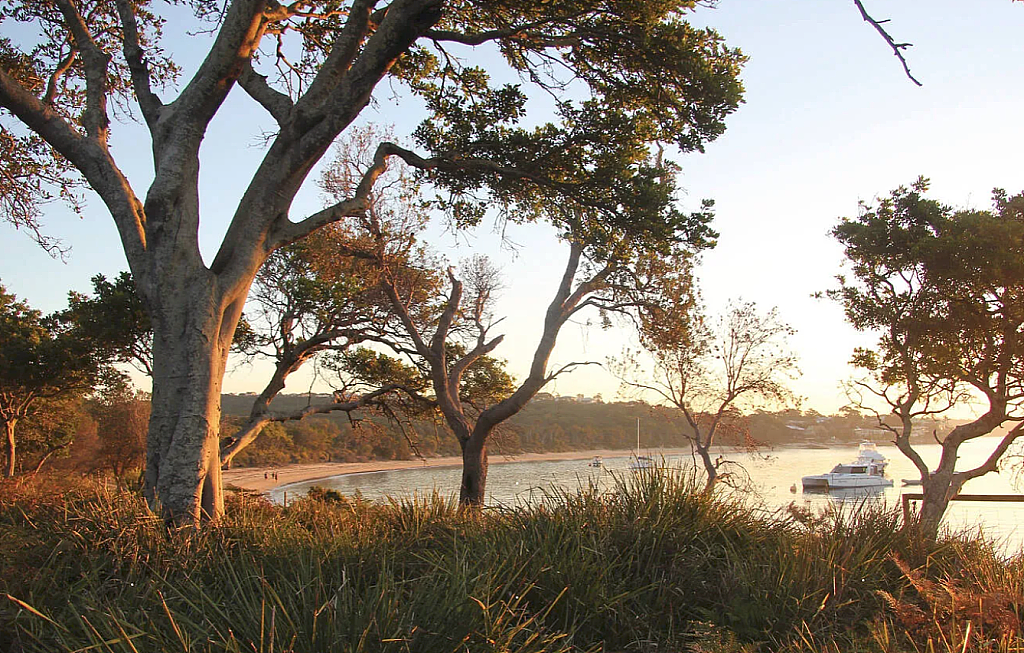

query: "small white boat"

left=801, top=442, right=893, bottom=491
left=629, top=418, right=655, bottom=471
left=588, top=456, right=604, bottom=468
left=629, top=455, right=655, bottom=471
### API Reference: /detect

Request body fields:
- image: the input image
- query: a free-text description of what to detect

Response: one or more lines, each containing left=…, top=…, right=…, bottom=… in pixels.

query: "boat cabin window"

left=832, top=464, right=870, bottom=474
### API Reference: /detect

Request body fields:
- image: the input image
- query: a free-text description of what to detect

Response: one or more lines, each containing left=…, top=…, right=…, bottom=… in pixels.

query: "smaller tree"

left=621, top=292, right=799, bottom=491
left=830, top=180, right=1024, bottom=538
left=91, top=381, right=150, bottom=483
left=0, top=283, right=111, bottom=477
left=219, top=133, right=442, bottom=467
left=12, top=394, right=84, bottom=475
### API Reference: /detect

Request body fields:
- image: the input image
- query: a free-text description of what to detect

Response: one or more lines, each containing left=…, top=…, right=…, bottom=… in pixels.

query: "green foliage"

left=60, top=273, right=152, bottom=374
left=830, top=180, right=1024, bottom=395
left=2, top=473, right=1022, bottom=652
left=0, top=282, right=115, bottom=475
left=334, top=349, right=428, bottom=393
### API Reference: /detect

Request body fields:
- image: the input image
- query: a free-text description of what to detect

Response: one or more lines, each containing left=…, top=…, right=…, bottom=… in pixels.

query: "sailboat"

left=629, top=418, right=654, bottom=471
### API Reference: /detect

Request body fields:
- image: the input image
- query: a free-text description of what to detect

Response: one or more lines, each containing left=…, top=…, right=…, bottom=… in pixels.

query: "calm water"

left=270, top=439, right=1024, bottom=554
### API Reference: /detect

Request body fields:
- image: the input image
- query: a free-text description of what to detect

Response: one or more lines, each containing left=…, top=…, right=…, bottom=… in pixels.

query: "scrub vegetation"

left=2, top=470, right=1021, bottom=652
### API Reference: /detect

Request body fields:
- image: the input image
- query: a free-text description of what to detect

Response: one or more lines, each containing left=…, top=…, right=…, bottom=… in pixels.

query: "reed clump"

left=1, top=469, right=1021, bottom=652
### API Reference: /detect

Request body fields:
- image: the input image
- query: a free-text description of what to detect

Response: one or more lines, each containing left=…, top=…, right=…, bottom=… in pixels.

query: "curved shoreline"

left=223, top=448, right=698, bottom=494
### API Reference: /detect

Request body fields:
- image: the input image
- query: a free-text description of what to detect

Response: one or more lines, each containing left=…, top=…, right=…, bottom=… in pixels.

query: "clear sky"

left=2, top=1, right=1023, bottom=415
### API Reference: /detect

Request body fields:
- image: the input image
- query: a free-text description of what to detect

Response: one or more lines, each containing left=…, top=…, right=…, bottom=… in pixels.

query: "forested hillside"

left=218, top=394, right=957, bottom=467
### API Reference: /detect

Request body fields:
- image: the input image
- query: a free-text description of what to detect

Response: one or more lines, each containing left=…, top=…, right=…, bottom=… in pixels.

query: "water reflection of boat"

left=801, top=442, right=893, bottom=491
left=803, top=485, right=889, bottom=502
left=629, top=455, right=655, bottom=471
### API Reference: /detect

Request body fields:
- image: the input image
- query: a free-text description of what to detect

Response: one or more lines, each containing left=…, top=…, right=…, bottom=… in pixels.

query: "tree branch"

left=295, top=0, right=378, bottom=115
left=114, top=0, right=164, bottom=127
left=0, top=68, right=149, bottom=271
left=52, top=0, right=112, bottom=142
left=165, top=0, right=271, bottom=150
left=954, top=421, right=1024, bottom=484
left=220, top=383, right=412, bottom=465
left=265, top=140, right=393, bottom=250
left=853, top=0, right=922, bottom=86
left=237, top=60, right=293, bottom=125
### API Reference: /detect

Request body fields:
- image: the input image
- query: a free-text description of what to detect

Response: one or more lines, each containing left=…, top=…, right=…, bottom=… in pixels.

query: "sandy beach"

left=223, top=448, right=696, bottom=493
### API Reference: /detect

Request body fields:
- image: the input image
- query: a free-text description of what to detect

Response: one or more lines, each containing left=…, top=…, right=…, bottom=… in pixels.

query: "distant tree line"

left=210, top=394, right=956, bottom=469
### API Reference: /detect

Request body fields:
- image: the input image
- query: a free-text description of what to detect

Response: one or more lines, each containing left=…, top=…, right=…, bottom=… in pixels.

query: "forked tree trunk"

left=696, top=444, right=717, bottom=492
left=459, top=433, right=488, bottom=506
left=3, top=419, right=15, bottom=478
left=917, top=470, right=961, bottom=540
left=143, top=272, right=240, bottom=526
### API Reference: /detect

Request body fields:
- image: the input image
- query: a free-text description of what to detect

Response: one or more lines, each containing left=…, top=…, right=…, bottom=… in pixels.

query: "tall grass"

left=1, top=470, right=1020, bottom=652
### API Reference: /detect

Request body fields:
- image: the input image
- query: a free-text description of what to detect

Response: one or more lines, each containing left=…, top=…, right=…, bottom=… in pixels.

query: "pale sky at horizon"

left=2, top=1, right=1023, bottom=417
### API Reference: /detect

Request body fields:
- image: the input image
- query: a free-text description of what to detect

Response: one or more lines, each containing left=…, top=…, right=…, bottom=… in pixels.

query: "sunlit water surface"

left=269, top=439, right=1024, bottom=555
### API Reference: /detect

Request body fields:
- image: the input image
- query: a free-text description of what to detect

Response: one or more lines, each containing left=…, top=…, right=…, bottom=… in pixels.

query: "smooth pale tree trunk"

left=4, top=419, right=15, bottom=478
left=459, top=434, right=488, bottom=506
left=142, top=269, right=242, bottom=526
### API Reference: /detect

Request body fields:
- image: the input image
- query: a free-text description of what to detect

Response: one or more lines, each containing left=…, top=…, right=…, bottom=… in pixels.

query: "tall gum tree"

left=831, top=180, right=1024, bottom=539
left=0, top=0, right=744, bottom=525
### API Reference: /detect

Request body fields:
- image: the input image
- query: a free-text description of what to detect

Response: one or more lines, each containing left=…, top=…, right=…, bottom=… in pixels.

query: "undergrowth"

left=1, top=470, right=1020, bottom=652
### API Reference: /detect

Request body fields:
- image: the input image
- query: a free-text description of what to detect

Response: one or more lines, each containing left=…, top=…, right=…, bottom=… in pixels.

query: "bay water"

left=270, top=438, right=1024, bottom=554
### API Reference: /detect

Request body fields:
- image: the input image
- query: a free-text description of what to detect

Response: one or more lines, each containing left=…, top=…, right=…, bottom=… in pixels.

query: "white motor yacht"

left=801, top=442, right=893, bottom=490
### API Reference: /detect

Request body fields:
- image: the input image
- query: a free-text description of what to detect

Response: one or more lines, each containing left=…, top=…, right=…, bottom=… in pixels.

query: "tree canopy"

left=0, top=282, right=114, bottom=477
left=619, top=295, right=799, bottom=490
left=831, top=179, right=1024, bottom=537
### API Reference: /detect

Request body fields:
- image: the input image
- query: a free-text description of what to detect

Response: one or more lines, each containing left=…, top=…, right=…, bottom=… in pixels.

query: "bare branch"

left=167, top=0, right=271, bottom=149
left=546, top=360, right=601, bottom=382
left=954, top=421, right=1024, bottom=484
left=42, top=47, right=78, bottom=107
left=220, top=383, right=415, bottom=465
left=853, top=0, right=923, bottom=86
left=259, top=139, right=395, bottom=254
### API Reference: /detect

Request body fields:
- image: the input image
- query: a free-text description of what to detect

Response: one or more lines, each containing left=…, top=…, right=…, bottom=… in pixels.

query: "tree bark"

left=917, top=470, right=961, bottom=540
left=459, top=432, right=488, bottom=506
left=142, top=270, right=239, bottom=526
left=221, top=417, right=271, bottom=468
left=696, top=445, right=717, bottom=492
left=3, top=419, right=15, bottom=478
